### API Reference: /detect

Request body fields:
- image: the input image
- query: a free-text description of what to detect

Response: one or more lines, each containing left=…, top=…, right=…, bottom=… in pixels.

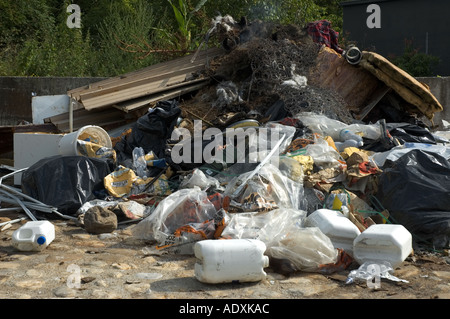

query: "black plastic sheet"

left=21, top=155, right=112, bottom=216
left=387, top=123, right=436, bottom=145
left=377, top=150, right=450, bottom=247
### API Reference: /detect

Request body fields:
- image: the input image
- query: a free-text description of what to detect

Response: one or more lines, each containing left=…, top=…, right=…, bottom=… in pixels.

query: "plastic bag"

left=299, top=112, right=381, bottom=141
left=303, top=136, right=346, bottom=170
left=278, top=156, right=304, bottom=183
left=132, top=188, right=227, bottom=254
left=220, top=208, right=338, bottom=271
left=221, top=208, right=307, bottom=241
left=179, top=168, right=221, bottom=191
left=377, top=150, right=450, bottom=247
left=346, top=261, right=409, bottom=287
left=266, top=227, right=339, bottom=272
left=224, top=163, right=304, bottom=211
left=21, top=155, right=112, bottom=215
left=386, top=123, right=436, bottom=145
left=104, top=165, right=171, bottom=198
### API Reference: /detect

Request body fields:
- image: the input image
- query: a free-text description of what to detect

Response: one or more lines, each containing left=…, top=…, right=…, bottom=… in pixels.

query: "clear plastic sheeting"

left=221, top=208, right=338, bottom=272
left=132, top=188, right=223, bottom=253
left=298, top=112, right=381, bottom=141
left=221, top=208, right=307, bottom=241
left=266, top=227, right=339, bottom=272
left=346, top=261, right=409, bottom=287
left=303, top=136, right=345, bottom=170
left=179, top=168, right=221, bottom=191
left=223, top=163, right=304, bottom=211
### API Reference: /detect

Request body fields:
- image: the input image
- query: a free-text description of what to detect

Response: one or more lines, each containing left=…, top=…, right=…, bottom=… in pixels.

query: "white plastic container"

left=12, top=221, right=55, bottom=252
left=353, top=224, right=412, bottom=268
left=305, top=209, right=361, bottom=256
left=58, top=125, right=112, bottom=156
left=194, top=239, right=269, bottom=284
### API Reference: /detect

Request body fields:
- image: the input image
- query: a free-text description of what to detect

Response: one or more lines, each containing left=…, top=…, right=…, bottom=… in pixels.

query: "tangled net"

left=246, top=37, right=354, bottom=123
left=205, top=21, right=355, bottom=124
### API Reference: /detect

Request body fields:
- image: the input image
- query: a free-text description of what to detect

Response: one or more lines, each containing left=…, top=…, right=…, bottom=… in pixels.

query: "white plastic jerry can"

left=12, top=221, right=55, bottom=252
left=305, top=209, right=361, bottom=256
left=194, top=239, right=269, bottom=284
left=353, top=224, right=413, bottom=268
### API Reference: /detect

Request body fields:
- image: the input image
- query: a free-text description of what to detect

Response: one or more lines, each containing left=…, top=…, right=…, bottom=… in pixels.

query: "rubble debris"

left=359, top=51, right=443, bottom=121
left=2, top=15, right=449, bottom=289
left=83, top=205, right=118, bottom=235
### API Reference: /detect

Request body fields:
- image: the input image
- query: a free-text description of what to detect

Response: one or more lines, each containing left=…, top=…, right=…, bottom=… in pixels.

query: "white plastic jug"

left=12, top=221, right=55, bottom=251
left=194, top=239, right=269, bottom=284
left=305, top=209, right=361, bottom=256
left=353, top=224, right=412, bottom=268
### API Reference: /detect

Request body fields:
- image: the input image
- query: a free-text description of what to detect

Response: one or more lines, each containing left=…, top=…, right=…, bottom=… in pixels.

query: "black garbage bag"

left=386, top=123, right=436, bottom=145
left=377, top=150, right=450, bottom=248
left=21, top=155, right=112, bottom=216
left=115, top=100, right=181, bottom=169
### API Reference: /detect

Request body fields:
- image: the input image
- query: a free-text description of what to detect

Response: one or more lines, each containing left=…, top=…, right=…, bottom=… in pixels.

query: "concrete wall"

left=0, top=76, right=107, bottom=126
left=417, top=77, right=450, bottom=127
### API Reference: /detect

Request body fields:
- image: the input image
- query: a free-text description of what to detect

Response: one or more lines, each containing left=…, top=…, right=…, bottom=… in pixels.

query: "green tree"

left=92, top=0, right=166, bottom=76
left=4, top=1, right=93, bottom=76
left=0, top=0, right=346, bottom=77
left=391, top=40, right=440, bottom=77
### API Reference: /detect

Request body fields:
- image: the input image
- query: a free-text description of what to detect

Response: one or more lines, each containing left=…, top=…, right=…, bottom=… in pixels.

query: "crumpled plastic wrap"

left=266, top=227, right=339, bottom=272
left=346, top=261, right=409, bottom=287
left=223, top=163, right=304, bottom=211
left=303, top=136, right=346, bottom=170
left=132, top=188, right=227, bottom=254
left=299, top=112, right=381, bottom=141
left=179, top=168, right=221, bottom=191
left=221, top=208, right=338, bottom=271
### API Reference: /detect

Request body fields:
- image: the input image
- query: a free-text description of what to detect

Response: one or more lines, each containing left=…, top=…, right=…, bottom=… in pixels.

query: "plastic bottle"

left=194, top=239, right=269, bottom=284
left=339, top=129, right=363, bottom=146
left=12, top=220, right=55, bottom=252
left=334, top=139, right=363, bottom=152
left=132, top=147, right=148, bottom=178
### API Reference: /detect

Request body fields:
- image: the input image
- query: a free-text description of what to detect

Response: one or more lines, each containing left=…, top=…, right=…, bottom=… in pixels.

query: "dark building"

left=341, top=0, right=450, bottom=76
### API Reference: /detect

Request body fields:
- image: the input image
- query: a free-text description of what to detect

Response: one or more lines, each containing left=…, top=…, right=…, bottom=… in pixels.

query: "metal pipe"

left=0, top=217, right=26, bottom=228
left=0, top=189, right=37, bottom=221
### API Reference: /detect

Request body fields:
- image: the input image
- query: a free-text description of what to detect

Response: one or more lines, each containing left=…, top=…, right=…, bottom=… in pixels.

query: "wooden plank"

left=68, top=48, right=222, bottom=99
left=308, top=46, right=380, bottom=111
left=112, top=81, right=208, bottom=113
left=77, top=63, right=205, bottom=101
left=356, top=85, right=391, bottom=120
left=44, top=108, right=128, bottom=133
left=81, top=77, right=208, bottom=110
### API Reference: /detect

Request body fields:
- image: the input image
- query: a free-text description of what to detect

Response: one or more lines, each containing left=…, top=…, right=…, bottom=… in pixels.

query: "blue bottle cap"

left=37, top=236, right=46, bottom=245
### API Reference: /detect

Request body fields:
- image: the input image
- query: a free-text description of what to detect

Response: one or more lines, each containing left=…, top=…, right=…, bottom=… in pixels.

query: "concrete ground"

left=0, top=215, right=449, bottom=305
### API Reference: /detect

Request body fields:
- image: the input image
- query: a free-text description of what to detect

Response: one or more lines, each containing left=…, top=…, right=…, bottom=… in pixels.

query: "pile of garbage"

left=3, top=16, right=450, bottom=285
